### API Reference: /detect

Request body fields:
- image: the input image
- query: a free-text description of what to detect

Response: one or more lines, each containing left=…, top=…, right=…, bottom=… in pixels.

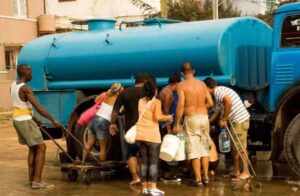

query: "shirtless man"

left=159, top=73, right=181, bottom=182
left=173, top=62, right=213, bottom=186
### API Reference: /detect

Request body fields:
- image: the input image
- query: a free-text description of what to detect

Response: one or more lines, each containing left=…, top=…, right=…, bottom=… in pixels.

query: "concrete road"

left=0, top=119, right=299, bottom=196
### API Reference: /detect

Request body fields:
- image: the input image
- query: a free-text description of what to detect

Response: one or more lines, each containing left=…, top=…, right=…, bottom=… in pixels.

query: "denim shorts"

left=87, top=115, right=110, bottom=140
left=123, top=140, right=139, bottom=160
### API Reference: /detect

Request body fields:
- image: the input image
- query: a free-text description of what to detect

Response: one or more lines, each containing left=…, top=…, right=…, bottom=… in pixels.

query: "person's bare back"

left=174, top=62, right=213, bottom=133
left=173, top=62, right=213, bottom=184
left=179, top=78, right=209, bottom=116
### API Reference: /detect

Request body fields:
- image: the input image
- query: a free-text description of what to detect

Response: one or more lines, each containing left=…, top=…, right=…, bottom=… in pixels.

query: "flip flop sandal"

left=192, top=181, right=203, bottom=187
left=232, top=176, right=250, bottom=182
left=203, top=179, right=210, bottom=186
left=223, top=173, right=239, bottom=178
left=129, top=179, right=141, bottom=186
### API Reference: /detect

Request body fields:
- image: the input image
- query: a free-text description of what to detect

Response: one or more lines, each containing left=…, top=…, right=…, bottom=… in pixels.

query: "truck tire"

left=67, top=95, right=100, bottom=161
left=67, top=95, right=124, bottom=162
left=284, top=113, right=300, bottom=176
left=72, top=123, right=100, bottom=161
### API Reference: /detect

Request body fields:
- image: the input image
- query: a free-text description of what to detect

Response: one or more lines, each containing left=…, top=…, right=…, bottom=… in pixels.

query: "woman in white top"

left=82, top=83, right=123, bottom=163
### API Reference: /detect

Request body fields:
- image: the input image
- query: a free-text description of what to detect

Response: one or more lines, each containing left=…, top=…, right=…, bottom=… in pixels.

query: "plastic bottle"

left=177, top=132, right=185, bottom=141
left=75, top=156, right=81, bottom=164
left=218, top=128, right=231, bottom=153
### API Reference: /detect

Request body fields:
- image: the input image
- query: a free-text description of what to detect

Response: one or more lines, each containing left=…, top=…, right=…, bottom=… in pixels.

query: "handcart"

left=225, top=121, right=262, bottom=192
left=40, top=125, right=126, bottom=185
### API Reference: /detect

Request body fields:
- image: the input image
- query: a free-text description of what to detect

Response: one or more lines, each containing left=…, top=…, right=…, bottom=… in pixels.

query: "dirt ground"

left=0, top=119, right=299, bottom=196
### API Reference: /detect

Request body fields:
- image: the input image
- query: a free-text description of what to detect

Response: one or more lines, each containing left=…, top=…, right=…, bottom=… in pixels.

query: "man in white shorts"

left=173, top=62, right=213, bottom=186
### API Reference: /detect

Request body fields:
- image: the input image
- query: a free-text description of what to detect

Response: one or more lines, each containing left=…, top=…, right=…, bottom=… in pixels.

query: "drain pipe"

left=43, top=0, right=46, bottom=14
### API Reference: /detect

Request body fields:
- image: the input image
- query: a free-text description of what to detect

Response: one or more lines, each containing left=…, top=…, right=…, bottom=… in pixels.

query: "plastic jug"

left=174, top=132, right=186, bottom=161
left=218, top=128, right=231, bottom=153
left=160, top=134, right=180, bottom=162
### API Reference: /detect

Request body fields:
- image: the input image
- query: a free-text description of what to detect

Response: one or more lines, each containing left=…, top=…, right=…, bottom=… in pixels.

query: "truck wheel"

left=67, top=95, right=100, bottom=161
left=67, top=95, right=124, bottom=162
left=73, top=123, right=99, bottom=161
left=68, top=169, right=78, bottom=181
left=284, top=113, right=300, bottom=176
left=85, top=171, right=91, bottom=185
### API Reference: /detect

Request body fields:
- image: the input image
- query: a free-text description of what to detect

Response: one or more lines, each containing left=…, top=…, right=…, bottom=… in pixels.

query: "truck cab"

left=269, top=3, right=300, bottom=176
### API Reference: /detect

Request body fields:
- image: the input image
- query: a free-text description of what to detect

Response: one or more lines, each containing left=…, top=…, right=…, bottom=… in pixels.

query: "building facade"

left=233, top=0, right=283, bottom=15
left=0, top=0, right=45, bottom=111
left=0, top=0, right=45, bottom=80
left=232, top=0, right=267, bottom=15
left=0, top=0, right=160, bottom=111
left=45, top=0, right=161, bottom=29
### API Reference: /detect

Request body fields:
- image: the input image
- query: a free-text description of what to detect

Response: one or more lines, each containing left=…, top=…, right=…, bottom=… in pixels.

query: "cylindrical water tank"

left=19, top=17, right=272, bottom=91
left=38, top=15, right=56, bottom=34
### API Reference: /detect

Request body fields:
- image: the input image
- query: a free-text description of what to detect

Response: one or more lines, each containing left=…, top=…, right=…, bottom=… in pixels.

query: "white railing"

left=0, top=15, right=37, bottom=22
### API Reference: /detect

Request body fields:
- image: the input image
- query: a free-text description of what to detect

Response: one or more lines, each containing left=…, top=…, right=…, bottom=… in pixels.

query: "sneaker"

left=41, top=182, right=54, bottom=188
left=203, top=179, right=210, bottom=186
left=142, top=188, right=149, bottom=195
left=192, top=181, right=203, bottom=187
left=148, top=188, right=165, bottom=196
left=25, top=182, right=32, bottom=188
left=31, top=182, right=54, bottom=189
left=160, top=176, right=181, bottom=183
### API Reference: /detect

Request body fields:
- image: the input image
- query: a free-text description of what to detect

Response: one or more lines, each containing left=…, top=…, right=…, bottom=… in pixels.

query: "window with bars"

left=58, top=0, right=76, bottom=2
left=4, top=46, right=21, bottom=70
left=13, top=0, right=27, bottom=18
left=5, top=50, right=18, bottom=70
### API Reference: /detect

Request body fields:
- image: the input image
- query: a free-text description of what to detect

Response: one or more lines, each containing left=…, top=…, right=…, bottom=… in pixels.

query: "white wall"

left=46, top=0, right=161, bottom=19
left=233, top=0, right=266, bottom=15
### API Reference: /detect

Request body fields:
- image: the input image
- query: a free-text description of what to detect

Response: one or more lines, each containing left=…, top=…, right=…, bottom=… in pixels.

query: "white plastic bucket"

left=174, top=138, right=186, bottom=161
left=159, top=134, right=180, bottom=162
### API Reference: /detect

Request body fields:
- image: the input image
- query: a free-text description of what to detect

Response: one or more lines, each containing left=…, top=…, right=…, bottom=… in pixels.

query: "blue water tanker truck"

left=18, top=3, right=300, bottom=176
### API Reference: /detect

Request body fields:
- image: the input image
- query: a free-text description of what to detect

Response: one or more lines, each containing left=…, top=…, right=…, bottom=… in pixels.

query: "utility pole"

left=213, top=0, right=219, bottom=20
left=160, top=0, right=168, bottom=18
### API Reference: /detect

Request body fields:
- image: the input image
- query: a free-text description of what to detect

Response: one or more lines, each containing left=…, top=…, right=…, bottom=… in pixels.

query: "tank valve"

left=51, top=37, right=57, bottom=47
left=105, top=34, right=110, bottom=45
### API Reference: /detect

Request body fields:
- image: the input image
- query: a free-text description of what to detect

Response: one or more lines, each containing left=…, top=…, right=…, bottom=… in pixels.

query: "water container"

left=174, top=132, right=186, bottom=161
left=159, top=134, right=180, bottom=162
left=219, top=128, right=231, bottom=153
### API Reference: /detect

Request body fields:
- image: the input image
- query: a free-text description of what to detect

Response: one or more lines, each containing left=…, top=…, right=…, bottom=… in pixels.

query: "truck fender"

left=67, top=95, right=97, bottom=157
left=271, top=82, right=300, bottom=163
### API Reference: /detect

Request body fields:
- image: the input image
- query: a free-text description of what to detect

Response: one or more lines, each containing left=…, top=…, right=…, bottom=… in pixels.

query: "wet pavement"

left=0, top=119, right=299, bottom=196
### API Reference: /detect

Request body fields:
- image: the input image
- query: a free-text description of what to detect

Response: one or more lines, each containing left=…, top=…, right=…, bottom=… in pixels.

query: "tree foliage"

left=131, top=0, right=300, bottom=25
left=167, top=0, right=241, bottom=21
left=278, top=0, right=300, bottom=6
left=256, top=13, right=274, bottom=27
left=166, top=0, right=209, bottom=21
left=218, top=0, right=241, bottom=19
left=131, top=0, right=241, bottom=21
left=130, top=0, right=158, bottom=16
left=255, top=0, right=300, bottom=27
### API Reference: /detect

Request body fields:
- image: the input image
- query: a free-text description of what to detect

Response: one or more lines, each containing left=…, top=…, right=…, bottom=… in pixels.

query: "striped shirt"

left=214, top=86, right=250, bottom=123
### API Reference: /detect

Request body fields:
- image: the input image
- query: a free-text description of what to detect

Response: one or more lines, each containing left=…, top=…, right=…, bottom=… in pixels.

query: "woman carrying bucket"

left=136, top=76, right=172, bottom=196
